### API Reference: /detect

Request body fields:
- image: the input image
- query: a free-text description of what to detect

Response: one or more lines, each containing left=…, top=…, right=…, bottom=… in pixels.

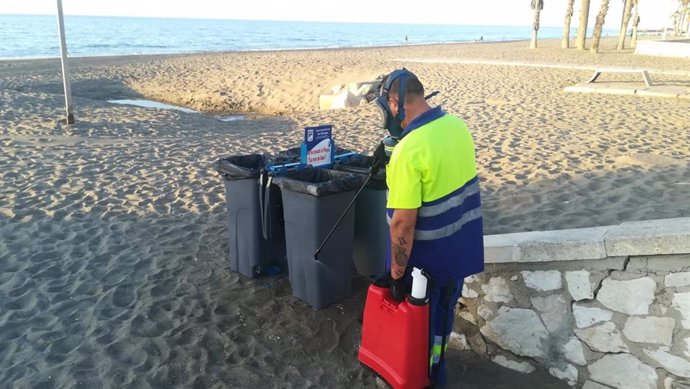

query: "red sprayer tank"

left=358, top=282, right=430, bottom=389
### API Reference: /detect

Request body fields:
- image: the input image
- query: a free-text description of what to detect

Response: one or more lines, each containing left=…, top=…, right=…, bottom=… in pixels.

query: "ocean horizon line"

left=2, top=13, right=573, bottom=29
left=0, top=38, right=544, bottom=62
left=1, top=15, right=617, bottom=60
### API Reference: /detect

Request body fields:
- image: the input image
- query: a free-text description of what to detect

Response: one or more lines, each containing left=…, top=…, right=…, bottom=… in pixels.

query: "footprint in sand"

left=112, top=284, right=135, bottom=308
left=48, top=335, right=82, bottom=355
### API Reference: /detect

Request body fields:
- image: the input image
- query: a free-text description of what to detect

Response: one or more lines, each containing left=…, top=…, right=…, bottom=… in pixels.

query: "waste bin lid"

left=272, top=168, right=364, bottom=197
left=213, top=153, right=266, bottom=180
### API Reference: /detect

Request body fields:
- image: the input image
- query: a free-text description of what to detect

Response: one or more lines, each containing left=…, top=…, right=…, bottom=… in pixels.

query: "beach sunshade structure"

left=56, top=0, right=74, bottom=124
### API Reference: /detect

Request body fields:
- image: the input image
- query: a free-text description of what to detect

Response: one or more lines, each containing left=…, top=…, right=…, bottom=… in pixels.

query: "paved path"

left=565, top=82, right=690, bottom=99
left=391, top=57, right=690, bottom=78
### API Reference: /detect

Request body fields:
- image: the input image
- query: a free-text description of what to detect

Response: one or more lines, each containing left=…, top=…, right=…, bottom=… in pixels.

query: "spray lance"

left=313, top=69, right=439, bottom=263
left=312, top=147, right=385, bottom=261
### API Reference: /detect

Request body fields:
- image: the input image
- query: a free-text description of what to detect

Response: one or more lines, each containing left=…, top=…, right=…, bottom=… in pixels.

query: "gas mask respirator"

left=373, top=68, right=439, bottom=163
left=375, top=68, right=413, bottom=140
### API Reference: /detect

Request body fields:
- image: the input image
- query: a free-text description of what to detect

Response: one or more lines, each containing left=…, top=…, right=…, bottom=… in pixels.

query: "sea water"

left=0, top=14, right=614, bottom=59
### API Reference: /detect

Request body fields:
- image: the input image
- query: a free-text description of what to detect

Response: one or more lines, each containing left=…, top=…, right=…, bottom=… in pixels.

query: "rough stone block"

left=572, top=304, right=613, bottom=328
left=491, top=354, right=535, bottom=374
left=588, top=354, right=658, bottom=389
left=480, top=306, right=549, bottom=358
left=462, top=283, right=479, bottom=298
left=597, top=277, right=656, bottom=315
left=481, top=277, right=513, bottom=303
left=477, top=303, right=494, bottom=320
left=623, top=316, right=675, bottom=346
left=665, top=376, right=690, bottom=389
left=575, top=322, right=629, bottom=353
left=458, top=309, right=477, bottom=325
left=672, top=292, right=690, bottom=328
left=465, top=274, right=479, bottom=284
left=549, top=364, right=578, bottom=384
left=566, top=270, right=594, bottom=301
left=582, top=381, right=612, bottom=389
left=605, top=218, right=690, bottom=257
left=643, top=347, right=690, bottom=378
left=448, top=331, right=469, bottom=350
left=563, top=337, right=587, bottom=366
left=531, top=294, right=568, bottom=333
left=666, top=272, right=690, bottom=288
left=522, top=270, right=562, bottom=291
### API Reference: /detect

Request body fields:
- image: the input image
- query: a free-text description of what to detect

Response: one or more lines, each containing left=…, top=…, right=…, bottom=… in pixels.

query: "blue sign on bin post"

left=301, top=125, right=333, bottom=168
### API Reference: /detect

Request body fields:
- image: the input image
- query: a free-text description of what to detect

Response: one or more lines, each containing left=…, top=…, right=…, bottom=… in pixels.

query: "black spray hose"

left=313, top=171, right=373, bottom=261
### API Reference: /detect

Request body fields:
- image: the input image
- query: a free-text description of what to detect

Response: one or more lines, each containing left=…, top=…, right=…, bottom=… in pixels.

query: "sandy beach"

left=1, top=38, right=689, bottom=387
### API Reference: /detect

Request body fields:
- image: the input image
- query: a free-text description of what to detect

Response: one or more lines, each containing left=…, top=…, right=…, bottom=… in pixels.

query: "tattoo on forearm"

left=393, top=268, right=405, bottom=279
left=393, top=242, right=409, bottom=268
left=397, top=236, right=408, bottom=246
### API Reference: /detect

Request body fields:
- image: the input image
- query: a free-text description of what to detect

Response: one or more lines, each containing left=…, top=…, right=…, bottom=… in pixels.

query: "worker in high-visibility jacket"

left=374, top=68, right=485, bottom=387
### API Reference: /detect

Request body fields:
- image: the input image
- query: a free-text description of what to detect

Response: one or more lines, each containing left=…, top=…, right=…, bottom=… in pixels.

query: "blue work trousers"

left=427, top=278, right=463, bottom=388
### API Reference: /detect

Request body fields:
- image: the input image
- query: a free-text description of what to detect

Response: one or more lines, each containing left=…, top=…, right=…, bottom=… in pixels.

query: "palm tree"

left=590, top=0, right=611, bottom=53
left=682, top=0, right=690, bottom=37
left=576, top=0, right=591, bottom=49
left=673, top=0, right=690, bottom=36
left=530, top=0, right=544, bottom=49
left=562, top=0, right=576, bottom=48
left=617, top=0, right=635, bottom=49
left=673, top=10, right=682, bottom=35
left=631, top=0, right=641, bottom=48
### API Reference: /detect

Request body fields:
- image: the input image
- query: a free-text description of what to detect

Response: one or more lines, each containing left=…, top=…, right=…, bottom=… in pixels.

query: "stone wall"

left=454, top=218, right=690, bottom=388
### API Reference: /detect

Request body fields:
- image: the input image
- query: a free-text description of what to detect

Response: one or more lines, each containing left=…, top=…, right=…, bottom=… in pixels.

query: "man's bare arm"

left=390, top=208, right=417, bottom=280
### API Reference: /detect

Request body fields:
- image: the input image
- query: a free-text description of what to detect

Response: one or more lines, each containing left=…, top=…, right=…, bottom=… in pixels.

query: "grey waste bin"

left=335, top=155, right=388, bottom=277
left=213, top=154, right=286, bottom=278
left=273, top=168, right=364, bottom=309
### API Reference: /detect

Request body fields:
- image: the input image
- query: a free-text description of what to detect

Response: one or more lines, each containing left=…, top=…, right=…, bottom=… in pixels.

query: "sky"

left=0, top=0, right=679, bottom=30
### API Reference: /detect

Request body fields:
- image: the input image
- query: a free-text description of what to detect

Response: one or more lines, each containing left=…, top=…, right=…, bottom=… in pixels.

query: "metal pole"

left=56, top=0, right=74, bottom=124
